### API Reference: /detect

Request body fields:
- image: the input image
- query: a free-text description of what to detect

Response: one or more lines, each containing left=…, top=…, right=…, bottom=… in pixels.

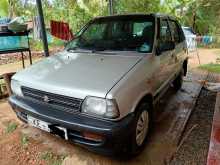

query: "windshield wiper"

left=66, top=47, right=77, bottom=52
left=67, top=47, right=93, bottom=53
left=92, top=47, right=106, bottom=53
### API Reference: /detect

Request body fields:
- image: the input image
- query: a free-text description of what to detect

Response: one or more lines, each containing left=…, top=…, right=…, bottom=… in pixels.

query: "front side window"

left=157, top=18, right=173, bottom=52
left=66, top=16, right=155, bottom=53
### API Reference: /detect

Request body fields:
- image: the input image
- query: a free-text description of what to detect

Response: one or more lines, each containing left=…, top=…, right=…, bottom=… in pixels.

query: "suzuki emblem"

left=43, top=95, right=50, bottom=103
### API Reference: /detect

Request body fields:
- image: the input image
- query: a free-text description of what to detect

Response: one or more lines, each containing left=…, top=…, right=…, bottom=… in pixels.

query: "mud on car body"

left=9, top=13, right=188, bottom=155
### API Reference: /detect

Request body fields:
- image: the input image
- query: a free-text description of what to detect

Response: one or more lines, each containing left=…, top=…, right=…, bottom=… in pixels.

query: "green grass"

left=30, top=38, right=64, bottom=51
left=21, top=134, right=29, bottom=147
left=199, top=63, right=220, bottom=73
left=6, top=122, right=18, bottom=133
left=40, top=151, right=66, bottom=165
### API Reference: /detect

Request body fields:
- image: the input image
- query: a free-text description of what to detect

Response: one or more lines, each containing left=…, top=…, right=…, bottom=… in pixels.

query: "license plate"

left=27, top=115, right=50, bottom=132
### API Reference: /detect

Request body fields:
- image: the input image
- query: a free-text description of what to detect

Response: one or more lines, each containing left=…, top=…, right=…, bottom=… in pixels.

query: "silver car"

left=182, top=26, right=197, bottom=52
left=9, top=14, right=188, bottom=155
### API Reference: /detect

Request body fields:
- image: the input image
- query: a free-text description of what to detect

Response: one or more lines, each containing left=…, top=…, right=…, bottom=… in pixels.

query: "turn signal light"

left=82, top=132, right=104, bottom=142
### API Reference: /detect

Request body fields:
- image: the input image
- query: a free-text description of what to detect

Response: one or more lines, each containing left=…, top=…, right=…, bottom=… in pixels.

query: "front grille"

left=21, top=86, right=83, bottom=113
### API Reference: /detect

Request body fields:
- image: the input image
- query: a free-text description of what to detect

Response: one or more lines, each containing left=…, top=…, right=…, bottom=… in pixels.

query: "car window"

left=159, top=19, right=172, bottom=43
left=169, top=20, right=180, bottom=43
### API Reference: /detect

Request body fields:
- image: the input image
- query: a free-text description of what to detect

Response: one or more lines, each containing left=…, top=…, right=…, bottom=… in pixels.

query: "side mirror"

left=156, top=41, right=175, bottom=55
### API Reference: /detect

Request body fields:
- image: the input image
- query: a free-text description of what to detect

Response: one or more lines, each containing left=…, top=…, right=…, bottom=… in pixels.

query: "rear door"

left=168, top=19, right=186, bottom=74
left=156, top=17, right=176, bottom=92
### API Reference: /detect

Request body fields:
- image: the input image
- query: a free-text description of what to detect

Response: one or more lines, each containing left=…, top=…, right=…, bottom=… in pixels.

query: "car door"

left=168, top=19, right=186, bottom=74
left=155, top=17, right=176, bottom=92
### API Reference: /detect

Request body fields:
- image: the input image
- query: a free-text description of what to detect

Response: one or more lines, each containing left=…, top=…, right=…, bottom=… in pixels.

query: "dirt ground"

left=0, top=48, right=219, bottom=165
left=188, top=48, right=220, bottom=68
left=0, top=57, right=41, bottom=75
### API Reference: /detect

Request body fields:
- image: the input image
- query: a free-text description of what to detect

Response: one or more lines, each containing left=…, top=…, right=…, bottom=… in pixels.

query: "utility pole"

left=36, top=0, right=49, bottom=57
left=109, top=0, right=114, bottom=15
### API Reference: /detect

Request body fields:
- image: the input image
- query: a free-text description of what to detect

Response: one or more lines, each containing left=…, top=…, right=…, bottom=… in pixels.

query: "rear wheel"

left=130, top=103, right=151, bottom=155
left=173, top=68, right=184, bottom=91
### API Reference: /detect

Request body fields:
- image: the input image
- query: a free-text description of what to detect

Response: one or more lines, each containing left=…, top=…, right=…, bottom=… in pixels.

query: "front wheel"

left=130, top=103, right=151, bottom=155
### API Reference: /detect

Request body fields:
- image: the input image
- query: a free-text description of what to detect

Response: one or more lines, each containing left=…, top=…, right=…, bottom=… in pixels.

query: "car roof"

left=93, top=13, right=175, bottom=20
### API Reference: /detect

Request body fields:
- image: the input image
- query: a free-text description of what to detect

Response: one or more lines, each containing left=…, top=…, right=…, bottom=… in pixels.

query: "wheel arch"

left=183, top=59, right=188, bottom=76
left=133, top=93, right=154, bottom=114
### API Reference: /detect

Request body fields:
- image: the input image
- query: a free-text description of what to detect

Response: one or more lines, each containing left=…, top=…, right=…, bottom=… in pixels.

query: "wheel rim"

left=136, top=111, right=149, bottom=146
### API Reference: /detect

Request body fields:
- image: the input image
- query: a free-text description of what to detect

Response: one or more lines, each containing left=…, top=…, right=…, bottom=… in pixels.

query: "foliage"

left=115, top=0, right=160, bottom=14
left=0, top=0, right=220, bottom=35
left=6, top=122, right=17, bottom=133
left=182, top=0, right=220, bottom=35
left=40, top=151, right=66, bottom=165
left=21, top=134, right=29, bottom=147
left=30, top=37, right=64, bottom=51
left=0, top=0, right=9, bottom=17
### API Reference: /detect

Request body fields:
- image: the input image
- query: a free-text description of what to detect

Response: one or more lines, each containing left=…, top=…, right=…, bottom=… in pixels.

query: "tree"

left=1, top=0, right=219, bottom=35
left=0, top=0, right=9, bottom=17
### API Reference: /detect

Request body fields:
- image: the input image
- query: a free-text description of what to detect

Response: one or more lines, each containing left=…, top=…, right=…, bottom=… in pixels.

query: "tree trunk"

left=8, top=0, right=12, bottom=18
left=8, top=0, right=15, bottom=18
left=192, top=12, right=196, bottom=31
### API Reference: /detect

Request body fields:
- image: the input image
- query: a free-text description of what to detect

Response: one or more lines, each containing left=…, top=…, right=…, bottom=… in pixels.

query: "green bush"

left=6, top=122, right=18, bottom=133
left=199, top=63, right=220, bottom=73
left=30, top=37, right=64, bottom=51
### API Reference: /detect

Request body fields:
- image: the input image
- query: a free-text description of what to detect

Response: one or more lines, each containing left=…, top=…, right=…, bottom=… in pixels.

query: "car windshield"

left=66, top=16, right=155, bottom=53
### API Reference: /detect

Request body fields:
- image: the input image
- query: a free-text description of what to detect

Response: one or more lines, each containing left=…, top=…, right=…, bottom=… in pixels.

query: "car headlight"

left=11, top=80, right=23, bottom=96
left=81, top=96, right=120, bottom=119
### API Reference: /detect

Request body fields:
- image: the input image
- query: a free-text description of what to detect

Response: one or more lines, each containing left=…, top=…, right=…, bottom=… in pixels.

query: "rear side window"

left=169, top=20, right=185, bottom=43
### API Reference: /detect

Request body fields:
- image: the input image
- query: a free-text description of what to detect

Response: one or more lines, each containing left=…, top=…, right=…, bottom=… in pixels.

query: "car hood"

left=185, top=34, right=196, bottom=38
left=13, top=50, right=142, bottom=99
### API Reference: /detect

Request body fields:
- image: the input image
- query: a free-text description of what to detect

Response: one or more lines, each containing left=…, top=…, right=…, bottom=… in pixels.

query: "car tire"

left=130, top=102, right=151, bottom=155
left=173, top=68, right=184, bottom=91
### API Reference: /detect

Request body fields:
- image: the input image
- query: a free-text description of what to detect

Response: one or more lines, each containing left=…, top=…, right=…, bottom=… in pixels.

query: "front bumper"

left=8, top=95, right=135, bottom=155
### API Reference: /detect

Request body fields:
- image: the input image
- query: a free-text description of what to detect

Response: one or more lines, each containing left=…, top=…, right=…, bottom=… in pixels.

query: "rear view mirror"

left=156, top=41, right=175, bottom=55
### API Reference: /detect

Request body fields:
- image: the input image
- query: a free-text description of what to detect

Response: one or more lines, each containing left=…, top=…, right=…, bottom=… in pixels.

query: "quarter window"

left=159, top=19, right=172, bottom=43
